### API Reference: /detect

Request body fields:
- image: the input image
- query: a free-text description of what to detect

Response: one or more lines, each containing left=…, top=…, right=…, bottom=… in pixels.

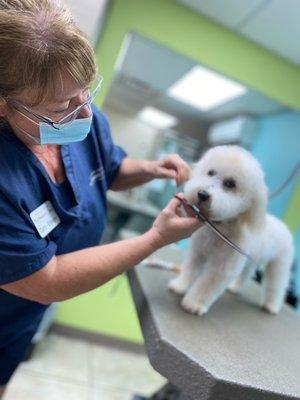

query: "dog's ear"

left=241, top=184, right=268, bottom=231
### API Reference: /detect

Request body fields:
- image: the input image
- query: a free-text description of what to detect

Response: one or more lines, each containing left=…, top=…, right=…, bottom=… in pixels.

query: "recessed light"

left=138, top=107, right=178, bottom=129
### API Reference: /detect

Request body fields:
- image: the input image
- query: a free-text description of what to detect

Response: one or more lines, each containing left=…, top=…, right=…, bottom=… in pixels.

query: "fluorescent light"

left=138, top=107, right=178, bottom=129
left=167, top=66, right=246, bottom=111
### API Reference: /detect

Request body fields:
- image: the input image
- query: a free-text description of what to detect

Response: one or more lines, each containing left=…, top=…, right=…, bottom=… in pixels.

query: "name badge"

left=30, top=201, right=60, bottom=238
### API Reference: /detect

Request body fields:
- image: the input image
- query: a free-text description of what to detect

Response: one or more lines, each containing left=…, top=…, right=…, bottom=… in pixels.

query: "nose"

left=197, top=190, right=210, bottom=202
left=77, top=104, right=92, bottom=119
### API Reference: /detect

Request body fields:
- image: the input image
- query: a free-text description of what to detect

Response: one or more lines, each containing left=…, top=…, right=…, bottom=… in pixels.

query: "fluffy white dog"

left=169, top=145, right=294, bottom=316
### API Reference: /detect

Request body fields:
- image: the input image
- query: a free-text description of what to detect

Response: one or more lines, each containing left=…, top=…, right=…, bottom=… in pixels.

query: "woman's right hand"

left=148, top=193, right=204, bottom=248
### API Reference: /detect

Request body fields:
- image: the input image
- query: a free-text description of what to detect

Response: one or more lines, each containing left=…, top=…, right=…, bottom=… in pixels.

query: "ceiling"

left=177, top=0, right=300, bottom=66
left=105, top=33, right=286, bottom=139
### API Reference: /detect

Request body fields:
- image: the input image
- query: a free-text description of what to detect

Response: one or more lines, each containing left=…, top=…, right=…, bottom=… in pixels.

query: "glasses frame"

left=7, top=75, right=103, bottom=130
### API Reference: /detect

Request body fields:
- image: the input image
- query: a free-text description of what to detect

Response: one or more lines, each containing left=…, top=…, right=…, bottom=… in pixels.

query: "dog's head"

left=184, top=145, right=268, bottom=230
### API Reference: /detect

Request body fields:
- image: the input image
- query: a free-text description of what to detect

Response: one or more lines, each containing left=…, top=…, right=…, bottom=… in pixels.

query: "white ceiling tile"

left=237, top=0, right=300, bottom=65
left=177, top=0, right=266, bottom=28
left=117, top=34, right=196, bottom=91
left=178, top=0, right=300, bottom=65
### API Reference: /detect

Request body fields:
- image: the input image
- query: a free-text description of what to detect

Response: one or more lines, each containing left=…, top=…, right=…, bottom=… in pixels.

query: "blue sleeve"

left=91, top=105, right=127, bottom=188
left=0, top=192, right=57, bottom=285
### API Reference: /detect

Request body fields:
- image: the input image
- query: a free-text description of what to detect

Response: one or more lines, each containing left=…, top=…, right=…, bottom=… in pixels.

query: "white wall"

left=103, top=105, right=160, bottom=160
left=64, top=0, right=109, bottom=45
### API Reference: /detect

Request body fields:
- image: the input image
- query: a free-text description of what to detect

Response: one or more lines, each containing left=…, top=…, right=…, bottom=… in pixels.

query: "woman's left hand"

left=150, top=154, right=191, bottom=186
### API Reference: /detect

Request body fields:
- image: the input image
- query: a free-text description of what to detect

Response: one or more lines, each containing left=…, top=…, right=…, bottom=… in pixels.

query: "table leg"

left=133, top=382, right=191, bottom=399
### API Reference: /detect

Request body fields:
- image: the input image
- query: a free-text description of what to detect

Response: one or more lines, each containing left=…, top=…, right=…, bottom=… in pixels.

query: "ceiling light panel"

left=167, top=66, right=246, bottom=111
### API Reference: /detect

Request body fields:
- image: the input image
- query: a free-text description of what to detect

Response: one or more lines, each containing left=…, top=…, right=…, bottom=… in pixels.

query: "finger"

left=175, top=204, right=184, bottom=217
left=174, top=192, right=185, bottom=200
left=172, top=194, right=197, bottom=218
left=173, top=162, right=184, bottom=185
left=173, top=193, right=190, bottom=212
left=177, top=216, right=203, bottom=229
left=168, top=194, right=196, bottom=218
left=165, top=157, right=182, bottom=184
left=176, top=163, right=191, bottom=186
left=156, top=167, right=177, bottom=180
left=182, top=203, right=196, bottom=218
left=165, top=196, right=183, bottom=212
left=162, top=155, right=191, bottom=185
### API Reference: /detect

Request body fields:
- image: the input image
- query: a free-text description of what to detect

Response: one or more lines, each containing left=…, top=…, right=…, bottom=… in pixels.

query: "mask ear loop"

left=14, top=120, right=41, bottom=144
left=8, top=108, right=41, bottom=144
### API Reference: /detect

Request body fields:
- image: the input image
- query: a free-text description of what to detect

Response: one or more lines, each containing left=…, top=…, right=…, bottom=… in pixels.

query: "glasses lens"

left=90, top=75, right=103, bottom=95
left=56, top=76, right=103, bottom=128
left=87, top=76, right=103, bottom=104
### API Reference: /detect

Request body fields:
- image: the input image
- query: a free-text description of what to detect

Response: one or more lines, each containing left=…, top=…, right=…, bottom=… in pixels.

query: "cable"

left=269, top=162, right=300, bottom=199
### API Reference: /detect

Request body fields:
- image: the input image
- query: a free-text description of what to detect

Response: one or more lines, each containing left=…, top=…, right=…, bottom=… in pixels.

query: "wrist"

left=143, top=228, right=165, bottom=251
left=142, top=160, right=157, bottom=180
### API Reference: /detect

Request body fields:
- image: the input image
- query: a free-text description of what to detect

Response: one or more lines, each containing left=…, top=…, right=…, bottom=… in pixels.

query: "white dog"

left=169, top=145, right=294, bottom=316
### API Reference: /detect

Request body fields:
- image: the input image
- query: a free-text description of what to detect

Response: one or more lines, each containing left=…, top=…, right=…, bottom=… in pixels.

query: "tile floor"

left=3, top=333, right=166, bottom=400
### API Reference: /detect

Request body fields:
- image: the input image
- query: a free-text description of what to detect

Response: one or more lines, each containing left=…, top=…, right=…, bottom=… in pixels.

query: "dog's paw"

left=168, top=278, right=188, bottom=295
left=197, top=304, right=209, bottom=316
left=181, top=297, right=208, bottom=316
left=227, top=283, right=241, bottom=295
left=262, top=303, right=280, bottom=315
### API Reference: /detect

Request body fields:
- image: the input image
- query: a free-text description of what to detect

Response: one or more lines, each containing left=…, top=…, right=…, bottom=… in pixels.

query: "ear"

left=241, top=184, right=268, bottom=231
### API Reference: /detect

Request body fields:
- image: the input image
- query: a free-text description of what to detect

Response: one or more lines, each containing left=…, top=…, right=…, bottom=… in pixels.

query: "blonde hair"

left=0, top=0, right=97, bottom=111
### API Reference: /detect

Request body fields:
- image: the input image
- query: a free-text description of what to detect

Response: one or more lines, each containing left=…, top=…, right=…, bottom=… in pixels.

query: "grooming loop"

left=141, top=258, right=181, bottom=273
left=174, top=194, right=255, bottom=264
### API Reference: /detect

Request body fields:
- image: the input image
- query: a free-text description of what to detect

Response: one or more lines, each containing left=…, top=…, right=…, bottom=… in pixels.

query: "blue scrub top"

left=0, top=105, right=127, bottom=336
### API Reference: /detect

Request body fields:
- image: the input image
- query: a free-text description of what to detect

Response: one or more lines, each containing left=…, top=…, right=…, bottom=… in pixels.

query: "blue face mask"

left=39, top=115, right=93, bottom=145
left=16, top=113, right=93, bottom=145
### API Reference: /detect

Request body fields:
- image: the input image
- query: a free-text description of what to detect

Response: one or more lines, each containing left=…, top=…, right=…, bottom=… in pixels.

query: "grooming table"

left=128, top=246, right=300, bottom=400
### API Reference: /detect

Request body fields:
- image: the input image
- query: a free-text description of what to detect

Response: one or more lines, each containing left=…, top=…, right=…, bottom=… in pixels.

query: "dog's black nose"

left=197, top=190, right=210, bottom=202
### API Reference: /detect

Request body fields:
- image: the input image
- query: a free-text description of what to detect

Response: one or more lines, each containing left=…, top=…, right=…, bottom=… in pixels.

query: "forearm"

left=110, top=158, right=154, bottom=191
left=2, top=195, right=202, bottom=304
left=44, top=230, right=160, bottom=303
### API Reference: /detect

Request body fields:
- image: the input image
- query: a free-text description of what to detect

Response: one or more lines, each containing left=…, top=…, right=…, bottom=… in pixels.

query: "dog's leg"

left=168, top=250, right=204, bottom=296
left=181, top=256, right=245, bottom=315
left=228, top=263, right=253, bottom=294
left=168, top=260, right=201, bottom=296
left=262, top=255, right=292, bottom=314
left=181, top=270, right=231, bottom=315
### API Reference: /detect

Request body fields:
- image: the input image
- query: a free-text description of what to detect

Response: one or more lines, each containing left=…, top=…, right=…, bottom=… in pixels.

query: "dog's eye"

left=207, top=169, right=216, bottom=176
left=223, top=178, right=236, bottom=189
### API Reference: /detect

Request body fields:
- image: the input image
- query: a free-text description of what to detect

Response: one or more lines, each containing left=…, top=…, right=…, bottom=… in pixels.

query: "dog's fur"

left=169, top=145, right=294, bottom=315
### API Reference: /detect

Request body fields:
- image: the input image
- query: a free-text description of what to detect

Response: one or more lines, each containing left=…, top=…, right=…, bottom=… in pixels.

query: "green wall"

left=284, top=181, right=300, bottom=309
left=55, top=0, right=300, bottom=343
left=55, top=274, right=143, bottom=343
left=285, top=179, right=300, bottom=234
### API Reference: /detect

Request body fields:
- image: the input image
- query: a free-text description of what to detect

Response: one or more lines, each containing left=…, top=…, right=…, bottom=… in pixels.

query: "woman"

left=0, top=0, right=202, bottom=395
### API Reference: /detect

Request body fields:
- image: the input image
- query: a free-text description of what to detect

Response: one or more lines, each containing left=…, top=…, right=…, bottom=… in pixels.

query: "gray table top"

left=128, top=246, right=300, bottom=400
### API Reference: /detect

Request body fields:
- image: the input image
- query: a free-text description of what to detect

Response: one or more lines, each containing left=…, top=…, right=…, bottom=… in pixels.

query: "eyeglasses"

left=7, top=75, right=103, bottom=130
